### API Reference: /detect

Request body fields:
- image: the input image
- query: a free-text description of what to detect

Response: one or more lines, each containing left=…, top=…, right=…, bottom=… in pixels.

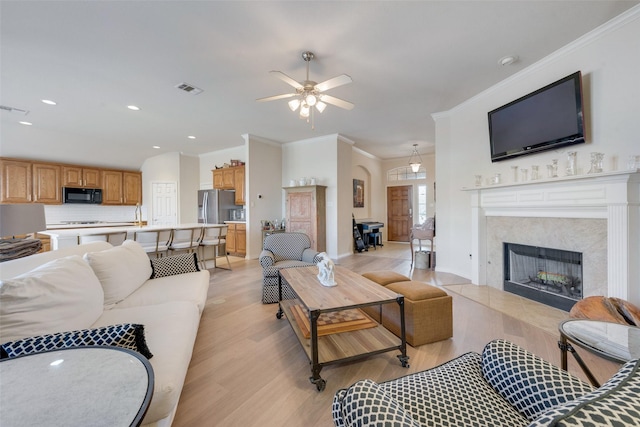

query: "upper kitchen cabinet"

left=101, top=170, right=142, bottom=206
left=0, top=159, right=61, bottom=204
left=101, top=170, right=123, bottom=205
left=234, top=167, right=245, bottom=205
left=32, top=162, right=61, bottom=204
left=213, top=165, right=245, bottom=204
left=1, top=158, right=32, bottom=203
left=123, top=171, right=142, bottom=205
left=62, top=166, right=101, bottom=188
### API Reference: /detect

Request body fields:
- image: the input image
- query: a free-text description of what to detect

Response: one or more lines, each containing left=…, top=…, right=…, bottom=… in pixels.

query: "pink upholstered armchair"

left=410, top=217, right=435, bottom=268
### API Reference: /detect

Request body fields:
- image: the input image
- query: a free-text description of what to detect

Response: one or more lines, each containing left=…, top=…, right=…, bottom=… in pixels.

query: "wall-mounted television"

left=488, top=71, right=585, bottom=162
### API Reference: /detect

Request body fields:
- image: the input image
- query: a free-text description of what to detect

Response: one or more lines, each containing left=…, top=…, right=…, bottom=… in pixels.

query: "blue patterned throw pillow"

left=0, top=323, right=153, bottom=359
left=150, top=253, right=200, bottom=279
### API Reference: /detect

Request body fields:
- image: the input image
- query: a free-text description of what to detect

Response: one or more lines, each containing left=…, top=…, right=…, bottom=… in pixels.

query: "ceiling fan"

left=257, top=51, right=353, bottom=128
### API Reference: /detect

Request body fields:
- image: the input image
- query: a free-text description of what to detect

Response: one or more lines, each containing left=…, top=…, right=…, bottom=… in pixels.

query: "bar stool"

left=198, top=225, right=231, bottom=270
left=78, top=231, right=128, bottom=246
left=167, top=227, right=202, bottom=255
left=133, top=229, right=171, bottom=258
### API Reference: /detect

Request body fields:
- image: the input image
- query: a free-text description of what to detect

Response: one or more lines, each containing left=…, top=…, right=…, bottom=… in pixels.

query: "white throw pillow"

left=83, top=240, right=152, bottom=307
left=0, top=255, right=104, bottom=342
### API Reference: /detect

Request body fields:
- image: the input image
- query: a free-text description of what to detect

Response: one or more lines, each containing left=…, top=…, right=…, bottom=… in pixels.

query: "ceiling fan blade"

left=315, top=74, right=352, bottom=92
left=270, top=71, right=304, bottom=90
left=256, top=93, right=297, bottom=102
left=320, top=94, right=354, bottom=110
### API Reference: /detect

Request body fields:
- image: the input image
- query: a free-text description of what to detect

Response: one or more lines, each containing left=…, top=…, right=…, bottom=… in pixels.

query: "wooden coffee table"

left=277, top=265, right=409, bottom=391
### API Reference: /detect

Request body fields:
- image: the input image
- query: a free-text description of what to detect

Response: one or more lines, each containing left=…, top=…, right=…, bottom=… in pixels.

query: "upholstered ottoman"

left=362, top=271, right=453, bottom=347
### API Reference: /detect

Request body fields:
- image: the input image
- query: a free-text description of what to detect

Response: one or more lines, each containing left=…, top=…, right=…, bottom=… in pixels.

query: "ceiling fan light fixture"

left=409, top=143, right=422, bottom=173
left=315, top=101, right=327, bottom=113
left=299, top=104, right=310, bottom=118
left=305, top=94, right=317, bottom=106
left=288, top=99, right=301, bottom=112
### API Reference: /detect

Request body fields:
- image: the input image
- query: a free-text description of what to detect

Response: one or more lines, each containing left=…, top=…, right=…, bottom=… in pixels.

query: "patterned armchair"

left=333, top=339, right=640, bottom=427
left=259, top=232, right=321, bottom=304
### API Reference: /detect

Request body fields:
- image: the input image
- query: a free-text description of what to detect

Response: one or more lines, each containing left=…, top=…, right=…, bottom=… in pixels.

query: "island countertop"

left=40, top=223, right=224, bottom=250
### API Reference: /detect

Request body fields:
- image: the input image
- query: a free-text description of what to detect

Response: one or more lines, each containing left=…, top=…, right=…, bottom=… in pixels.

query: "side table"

left=558, top=319, right=640, bottom=387
left=0, top=346, right=154, bottom=426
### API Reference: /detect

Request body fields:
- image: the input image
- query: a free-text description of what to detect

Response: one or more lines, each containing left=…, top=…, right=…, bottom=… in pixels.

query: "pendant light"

left=409, top=144, right=422, bottom=173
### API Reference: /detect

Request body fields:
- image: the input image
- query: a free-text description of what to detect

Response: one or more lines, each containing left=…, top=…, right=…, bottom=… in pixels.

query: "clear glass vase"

left=566, top=151, right=577, bottom=176
left=588, top=152, right=604, bottom=174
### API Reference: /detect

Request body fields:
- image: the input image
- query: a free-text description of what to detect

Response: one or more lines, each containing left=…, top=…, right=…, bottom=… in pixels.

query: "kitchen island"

left=40, top=223, right=224, bottom=250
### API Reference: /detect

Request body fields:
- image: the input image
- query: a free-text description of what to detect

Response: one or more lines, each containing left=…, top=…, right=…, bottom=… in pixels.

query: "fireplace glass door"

left=504, top=243, right=582, bottom=311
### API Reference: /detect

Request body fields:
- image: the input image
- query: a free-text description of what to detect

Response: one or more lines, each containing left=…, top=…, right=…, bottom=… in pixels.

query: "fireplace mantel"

left=464, top=169, right=640, bottom=305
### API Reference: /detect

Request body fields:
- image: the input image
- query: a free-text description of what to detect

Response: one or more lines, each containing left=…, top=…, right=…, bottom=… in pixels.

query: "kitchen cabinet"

left=123, top=172, right=142, bottom=205
left=32, top=162, right=61, bottom=204
left=1, top=158, right=32, bottom=203
left=101, top=170, right=142, bottom=206
left=233, top=167, right=245, bottom=205
left=0, top=159, right=61, bottom=204
left=285, top=185, right=326, bottom=252
left=226, top=222, right=246, bottom=257
left=213, top=166, right=245, bottom=202
left=62, top=166, right=101, bottom=188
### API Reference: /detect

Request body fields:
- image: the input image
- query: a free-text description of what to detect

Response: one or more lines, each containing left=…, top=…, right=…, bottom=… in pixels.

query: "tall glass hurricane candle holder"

left=566, top=151, right=577, bottom=176
left=531, top=165, right=539, bottom=180
left=511, top=165, right=518, bottom=182
left=588, top=152, right=604, bottom=174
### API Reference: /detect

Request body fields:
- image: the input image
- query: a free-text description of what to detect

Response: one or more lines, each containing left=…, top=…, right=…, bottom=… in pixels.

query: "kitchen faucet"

left=134, top=203, right=142, bottom=227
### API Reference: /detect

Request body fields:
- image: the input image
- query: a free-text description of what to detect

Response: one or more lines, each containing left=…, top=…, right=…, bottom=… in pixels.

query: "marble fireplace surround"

left=466, top=170, right=640, bottom=306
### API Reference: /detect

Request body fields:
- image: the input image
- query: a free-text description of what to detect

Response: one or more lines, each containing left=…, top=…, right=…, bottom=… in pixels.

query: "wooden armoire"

left=284, top=185, right=326, bottom=252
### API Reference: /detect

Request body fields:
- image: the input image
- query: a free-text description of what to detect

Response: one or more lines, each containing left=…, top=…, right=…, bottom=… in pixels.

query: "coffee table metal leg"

left=308, top=309, right=326, bottom=391
left=557, top=337, right=601, bottom=387
left=276, top=273, right=284, bottom=319
left=396, top=296, right=410, bottom=368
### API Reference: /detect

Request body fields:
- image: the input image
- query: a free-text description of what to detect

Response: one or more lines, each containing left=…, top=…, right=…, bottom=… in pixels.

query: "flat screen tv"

left=488, top=71, right=585, bottom=162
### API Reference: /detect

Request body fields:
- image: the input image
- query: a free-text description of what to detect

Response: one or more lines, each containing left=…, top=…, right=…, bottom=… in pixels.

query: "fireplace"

left=504, top=243, right=582, bottom=311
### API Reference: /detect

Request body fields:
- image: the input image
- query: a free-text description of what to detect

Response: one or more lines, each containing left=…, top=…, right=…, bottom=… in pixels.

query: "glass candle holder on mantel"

left=588, top=152, right=604, bottom=174
left=511, top=165, right=519, bottom=183
left=531, top=165, right=540, bottom=180
left=520, top=168, right=528, bottom=182
left=547, top=159, right=559, bottom=178
left=566, top=151, right=577, bottom=176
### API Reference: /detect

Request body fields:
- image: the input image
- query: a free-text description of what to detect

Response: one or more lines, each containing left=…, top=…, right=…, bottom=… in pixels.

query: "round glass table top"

left=0, top=346, right=153, bottom=427
left=560, top=319, right=640, bottom=363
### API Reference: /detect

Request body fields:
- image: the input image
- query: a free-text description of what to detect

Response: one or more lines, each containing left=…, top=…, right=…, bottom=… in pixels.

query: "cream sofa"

left=0, top=240, right=210, bottom=427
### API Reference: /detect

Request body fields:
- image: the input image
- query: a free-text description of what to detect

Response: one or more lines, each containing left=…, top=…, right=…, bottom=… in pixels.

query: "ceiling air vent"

left=175, top=83, right=203, bottom=95
left=0, top=105, right=29, bottom=115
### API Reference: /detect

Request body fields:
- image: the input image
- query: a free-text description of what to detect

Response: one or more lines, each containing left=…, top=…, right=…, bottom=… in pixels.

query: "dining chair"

left=167, top=227, right=202, bottom=255
left=133, top=229, right=171, bottom=258
left=198, top=225, right=231, bottom=270
left=410, top=217, right=435, bottom=268
left=78, top=230, right=128, bottom=246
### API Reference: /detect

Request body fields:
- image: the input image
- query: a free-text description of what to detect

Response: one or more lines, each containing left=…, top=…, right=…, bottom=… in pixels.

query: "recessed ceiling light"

left=152, top=145, right=160, bottom=149
left=19, top=121, right=33, bottom=126
left=188, top=135, right=196, bottom=139
left=127, top=105, right=140, bottom=111
left=499, top=55, right=519, bottom=66
left=42, top=99, right=57, bottom=105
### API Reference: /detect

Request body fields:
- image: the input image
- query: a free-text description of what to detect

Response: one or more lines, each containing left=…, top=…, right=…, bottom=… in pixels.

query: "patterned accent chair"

left=333, top=339, right=640, bottom=427
left=259, top=232, right=321, bottom=304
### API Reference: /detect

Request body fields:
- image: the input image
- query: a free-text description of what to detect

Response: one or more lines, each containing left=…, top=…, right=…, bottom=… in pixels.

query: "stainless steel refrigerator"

left=197, top=189, right=236, bottom=224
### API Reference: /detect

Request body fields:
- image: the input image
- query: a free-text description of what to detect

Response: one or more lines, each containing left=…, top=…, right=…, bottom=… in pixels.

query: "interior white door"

left=151, top=182, right=178, bottom=225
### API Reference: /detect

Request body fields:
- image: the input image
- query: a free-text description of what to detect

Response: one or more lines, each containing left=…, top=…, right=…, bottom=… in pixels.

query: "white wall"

left=245, top=134, right=282, bottom=258
left=434, top=7, right=640, bottom=280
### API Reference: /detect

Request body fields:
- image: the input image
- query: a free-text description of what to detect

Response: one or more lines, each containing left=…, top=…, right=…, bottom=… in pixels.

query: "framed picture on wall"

left=353, top=179, right=364, bottom=208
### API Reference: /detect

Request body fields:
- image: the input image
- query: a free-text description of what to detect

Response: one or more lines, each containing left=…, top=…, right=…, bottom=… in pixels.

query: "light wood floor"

left=172, top=243, right=621, bottom=427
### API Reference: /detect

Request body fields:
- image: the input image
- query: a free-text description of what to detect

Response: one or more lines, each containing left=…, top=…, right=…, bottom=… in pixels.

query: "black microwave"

left=63, top=187, right=103, bottom=204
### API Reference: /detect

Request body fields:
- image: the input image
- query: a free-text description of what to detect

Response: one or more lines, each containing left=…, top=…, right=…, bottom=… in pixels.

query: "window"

left=418, top=185, right=427, bottom=224
left=387, top=166, right=426, bottom=181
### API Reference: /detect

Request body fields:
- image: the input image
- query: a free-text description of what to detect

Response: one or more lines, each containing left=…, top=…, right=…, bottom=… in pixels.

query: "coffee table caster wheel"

left=398, top=355, right=410, bottom=368
left=310, top=377, right=326, bottom=392
left=276, top=309, right=283, bottom=319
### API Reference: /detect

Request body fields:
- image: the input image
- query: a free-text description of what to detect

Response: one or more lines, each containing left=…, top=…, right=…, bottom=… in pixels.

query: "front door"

left=387, top=185, right=412, bottom=241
